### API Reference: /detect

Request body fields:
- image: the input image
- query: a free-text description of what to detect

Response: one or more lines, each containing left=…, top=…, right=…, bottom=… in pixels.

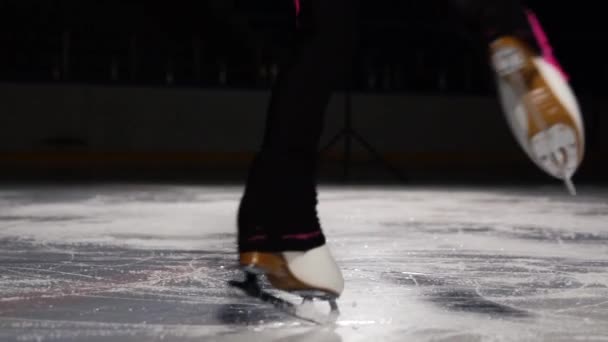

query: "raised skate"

left=229, top=244, right=343, bottom=324
left=489, top=14, right=585, bottom=195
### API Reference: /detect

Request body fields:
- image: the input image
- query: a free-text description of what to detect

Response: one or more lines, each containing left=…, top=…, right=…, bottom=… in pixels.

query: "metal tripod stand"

left=318, top=2, right=406, bottom=183
left=320, top=87, right=407, bottom=183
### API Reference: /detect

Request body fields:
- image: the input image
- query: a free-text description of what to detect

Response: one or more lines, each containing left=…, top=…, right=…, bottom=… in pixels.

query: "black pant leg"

left=238, top=0, right=358, bottom=252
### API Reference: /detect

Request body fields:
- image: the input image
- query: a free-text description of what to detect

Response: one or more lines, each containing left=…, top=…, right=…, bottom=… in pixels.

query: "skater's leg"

left=236, top=0, right=358, bottom=298
left=239, top=0, right=357, bottom=252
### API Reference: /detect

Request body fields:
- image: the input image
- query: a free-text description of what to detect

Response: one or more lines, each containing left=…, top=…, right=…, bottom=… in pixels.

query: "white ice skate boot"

left=490, top=20, right=585, bottom=194
left=231, top=244, right=343, bottom=323
left=239, top=244, right=344, bottom=300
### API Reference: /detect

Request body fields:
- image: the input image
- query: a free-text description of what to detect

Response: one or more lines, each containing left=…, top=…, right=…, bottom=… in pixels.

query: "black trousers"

left=238, top=0, right=538, bottom=252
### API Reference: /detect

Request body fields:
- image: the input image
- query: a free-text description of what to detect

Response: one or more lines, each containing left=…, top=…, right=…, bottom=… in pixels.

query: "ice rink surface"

left=0, top=183, right=607, bottom=341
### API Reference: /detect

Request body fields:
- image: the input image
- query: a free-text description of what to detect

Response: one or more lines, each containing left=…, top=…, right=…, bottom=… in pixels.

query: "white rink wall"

left=0, top=83, right=562, bottom=152
left=0, top=83, right=605, bottom=180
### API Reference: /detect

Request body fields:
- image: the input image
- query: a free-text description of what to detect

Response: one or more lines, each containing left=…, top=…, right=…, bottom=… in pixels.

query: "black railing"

left=0, top=0, right=599, bottom=96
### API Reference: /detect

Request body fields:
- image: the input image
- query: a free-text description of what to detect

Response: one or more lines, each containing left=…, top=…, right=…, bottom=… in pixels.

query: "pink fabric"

left=294, top=0, right=301, bottom=16
left=282, top=230, right=322, bottom=240
left=525, top=9, right=568, bottom=80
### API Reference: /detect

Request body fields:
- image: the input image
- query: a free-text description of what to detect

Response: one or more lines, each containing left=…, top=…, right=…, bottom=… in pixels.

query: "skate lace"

left=525, top=9, right=569, bottom=81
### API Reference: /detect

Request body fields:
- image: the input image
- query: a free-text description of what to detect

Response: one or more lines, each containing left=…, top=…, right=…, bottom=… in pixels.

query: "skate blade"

left=229, top=272, right=339, bottom=325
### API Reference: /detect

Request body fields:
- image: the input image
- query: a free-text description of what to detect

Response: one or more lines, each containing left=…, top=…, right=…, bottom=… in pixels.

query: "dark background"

left=0, top=1, right=605, bottom=185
